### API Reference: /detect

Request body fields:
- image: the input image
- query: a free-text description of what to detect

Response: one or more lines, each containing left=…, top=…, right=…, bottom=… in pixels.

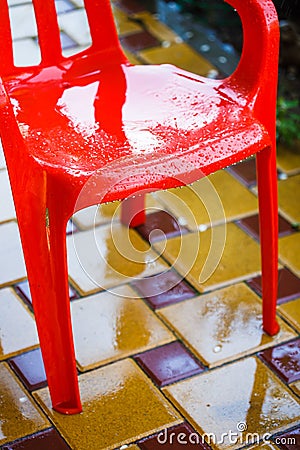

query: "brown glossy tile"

left=14, top=280, right=77, bottom=307
left=163, top=357, right=300, bottom=450
left=278, top=298, right=300, bottom=332
left=8, top=348, right=47, bottom=391
left=1, top=428, right=71, bottom=450
left=67, top=223, right=168, bottom=295
left=154, top=223, right=262, bottom=293
left=0, top=170, right=16, bottom=224
left=121, top=30, right=160, bottom=52
left=275, top=427, right=300, bottom=449
left=15, top=280, right=77, bottom=308
left=71, top=285, right=175, bottom=370
left=115, top=0, right=147, bottom=14
left=227, top=157, right=257, bottom=187
left=133, top=12, right=181, bottom=44
left=156, top=171, right=258, bottom=230
left=278, top=174, right=300, bottom=225
left=247, top=268, right=300, bottom=304
left=123, top=48, right=141, bottom=64
left=139, top=42, right=215, bottom=77
left=277, top=143, right=300, bottom=176
left=158, top=283, right=295, bottom=367
left=131, top=270, right=196, bottom=309
left=135, top=341, right=204, bottom=387
left=0, top=363, right=49, bottom=446
left=139, top=423, right=209, bottom=449
left=136, top=210, right=187, bottom=243
left=0, top=288, right=39, bottom=360
left=237, top=214, right=295, bottom=241
left=279, top=232, right=300, bottom=277
left=259, top=339, right=300, bottom=384
left=33, top=359, right=182, bottom=450
left=0, top=222, right=27, bottom=287
left=112, top=5, right=142, bottom=36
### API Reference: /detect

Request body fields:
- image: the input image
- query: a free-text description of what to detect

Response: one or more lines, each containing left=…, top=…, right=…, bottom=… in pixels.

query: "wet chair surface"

left=0, top=0, right=280, bottom=414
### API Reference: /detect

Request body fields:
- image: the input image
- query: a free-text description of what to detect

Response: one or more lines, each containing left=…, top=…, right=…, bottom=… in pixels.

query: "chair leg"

left=120, top=193, right=146, bottom=228
left=256, top=147, right=280, bottom=336
left=14, top=186, right=82, bottom=414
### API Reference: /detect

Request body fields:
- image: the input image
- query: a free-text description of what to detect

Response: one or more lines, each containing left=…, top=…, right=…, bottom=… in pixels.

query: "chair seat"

left=5, top=62, right=270, bottom=198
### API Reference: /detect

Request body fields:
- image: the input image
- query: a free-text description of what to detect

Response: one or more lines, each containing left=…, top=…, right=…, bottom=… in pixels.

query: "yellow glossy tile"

left=67, top=223, right=168, bottom=295
left=154, top=223, right=261, bottom=292
left=133, top=12, right=181, bottom=44
left=72, top=194, right=161, bottom=230
left=0, top=170, right=16, bottom=224
left=112, top=5, right=142, bottom=36
left=278, top=297, right=300, bottom=332
left=0, top=363, right=49, bottom=446
left=277, top=143, right=300, bottom=176
left=158, top=283, right=296, bottom=367
left=163, top=357, right=300, bottom=450
left=71, top=285, right=175, bottom=370
left=156, top=170, right=258, bottom=230
left=33, top=359, right=182, bottom=450
left=279, top=233, right=300, bottom=277
left=139, top=42, right=215, bottom=77
left=290, top=380, right=300, bottom=397
left=0, top=288, right=39, bottom=360
left=0, top=222, right=26, bottom=287
left=278, top=174, right=300, bottom=225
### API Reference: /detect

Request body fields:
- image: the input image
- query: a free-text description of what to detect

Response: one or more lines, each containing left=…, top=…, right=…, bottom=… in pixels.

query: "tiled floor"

left=0, top=1, right=300, bottom=449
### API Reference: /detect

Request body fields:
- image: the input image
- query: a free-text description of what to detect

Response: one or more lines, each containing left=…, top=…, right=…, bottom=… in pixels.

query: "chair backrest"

left=0, top=0, right=125, bottom=76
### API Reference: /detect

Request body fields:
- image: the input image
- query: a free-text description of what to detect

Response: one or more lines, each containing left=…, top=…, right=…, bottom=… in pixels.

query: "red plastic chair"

left=0, top=0, right=279, bottom=414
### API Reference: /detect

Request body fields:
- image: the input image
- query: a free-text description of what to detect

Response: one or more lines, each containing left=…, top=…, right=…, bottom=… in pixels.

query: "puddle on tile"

left=67, top=223, right=168, bottom=295
left=156, top=170, right=258, bottom=231
left=0, top=288, right=39, bottom=360
left=0, top=363, right=49, bottom=446
left=71, top=285, right=175, bottom=370
left=158, top=283, right=295, bottom=367
left=34, top=359, right=182, bottom=450
left=154, top=223, right=262, bottom=293
left=163, top=356, right=300, bottom=450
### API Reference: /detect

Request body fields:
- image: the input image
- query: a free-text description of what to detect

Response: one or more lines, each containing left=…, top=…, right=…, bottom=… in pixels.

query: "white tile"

left=0, top=222, right=26, bottom=287
left=13, top=38, right=41, bottom=67
left=9, top=4, right=38, bottom=40
left=0, top=288, right=39, bottom=359
left=0, top=141, right=6, bottom=170
left=0, top=170, right=16, bottom=223
left=58, top=9, right=92, bottom=46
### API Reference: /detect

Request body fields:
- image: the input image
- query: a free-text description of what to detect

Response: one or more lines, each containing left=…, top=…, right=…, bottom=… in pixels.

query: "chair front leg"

left=256, top=146, right=280, bottom=336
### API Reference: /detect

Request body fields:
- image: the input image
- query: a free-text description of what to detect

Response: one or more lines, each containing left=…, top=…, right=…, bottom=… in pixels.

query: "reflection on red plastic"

left=0, top=0, right=280, bottom=414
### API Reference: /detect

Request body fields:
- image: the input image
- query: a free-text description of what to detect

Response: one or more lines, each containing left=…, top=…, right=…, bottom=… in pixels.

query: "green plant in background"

left=276, top=97, right=300, bottom=147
